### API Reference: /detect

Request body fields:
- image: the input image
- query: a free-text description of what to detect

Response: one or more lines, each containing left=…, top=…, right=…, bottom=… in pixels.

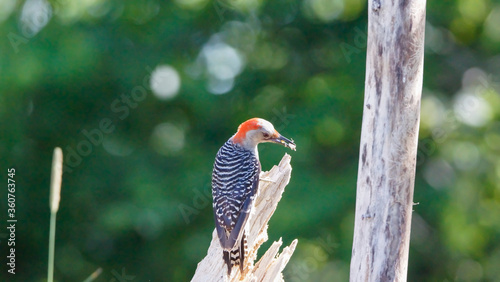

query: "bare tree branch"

left=192, top=154, right=297, bottom=282
left=350, top=1, right=427, bottom=281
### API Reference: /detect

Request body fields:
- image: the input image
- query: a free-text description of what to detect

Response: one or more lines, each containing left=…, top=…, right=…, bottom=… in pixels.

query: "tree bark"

left=192, top=154, right=297, bottom=282
left=350, top=1, right=426, bottom=281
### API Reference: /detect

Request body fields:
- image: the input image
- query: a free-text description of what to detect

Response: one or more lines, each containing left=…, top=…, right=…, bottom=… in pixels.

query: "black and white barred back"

left=212, top=139, right=261, bottom=275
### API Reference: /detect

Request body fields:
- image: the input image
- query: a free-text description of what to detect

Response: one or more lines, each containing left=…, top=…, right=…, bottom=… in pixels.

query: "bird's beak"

left=270, top=134, right=296, bottom=151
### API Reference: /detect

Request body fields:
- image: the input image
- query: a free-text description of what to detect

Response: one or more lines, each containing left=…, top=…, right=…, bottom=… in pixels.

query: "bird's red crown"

left=232, top=118, right=262, bottom=144
left=231, top=117, right=282, bottom=146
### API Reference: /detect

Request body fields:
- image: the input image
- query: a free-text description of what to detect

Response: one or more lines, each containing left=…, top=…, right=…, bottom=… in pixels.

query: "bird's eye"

left=262, top=133, right=270, bottom=139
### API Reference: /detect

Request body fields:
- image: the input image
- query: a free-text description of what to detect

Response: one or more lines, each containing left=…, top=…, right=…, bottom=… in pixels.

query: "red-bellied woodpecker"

left=212, top=118, right=296, bottom=275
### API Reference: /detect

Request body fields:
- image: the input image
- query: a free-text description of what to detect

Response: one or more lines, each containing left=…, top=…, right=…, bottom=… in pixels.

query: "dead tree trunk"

left=350, top=1, right=426, bottom=281
left=192, top=154, right=297, bottom=282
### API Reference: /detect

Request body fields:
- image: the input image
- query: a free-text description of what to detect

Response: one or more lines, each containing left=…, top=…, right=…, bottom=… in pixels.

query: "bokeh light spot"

left=423, top=159, right=455, bottom=189
left=304, top=0, right=344, bottom=22
left=250, top=42, right=288, bottom=70
left=53, top=0, right=110, bottom=24
left=315, top=117, right=345, bottom=146
left=199, top=38, right=245, bottom=95
left=203, top=41, right=244, bottom=81
left=484, top=8, right=500, bottom=42
left=20, top=0, right=52, bottom=37
left=207, top=77, right=234, bottom=95
left=462, top=68, right=487, bottom=89
left=450, top=141, right=480, bottom=171
left=485, top=122, right=500, bottom=151
left=453, top=91, right=492, bottom=127
left=174, top=0, right=209, bottom=10
left=458, top=0, right=488, bottom=23
left=102, top=136, right=135, bottom=157
left=150, top=123, right=185, bottom=155
left=456, top=259, right=484, bottom=281
left=0, top=0, right=16, bottom=23
left=134, top=209, right=163, bottom=240
left=420, top=94, right=445, bottom=130
left=150, top=65, right=181, bottom=100
left=450, top=17, right=477, bottom=44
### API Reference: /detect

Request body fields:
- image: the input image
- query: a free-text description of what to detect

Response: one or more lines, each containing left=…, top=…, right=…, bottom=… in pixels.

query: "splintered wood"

left=192, top=154, right=297, bottom=282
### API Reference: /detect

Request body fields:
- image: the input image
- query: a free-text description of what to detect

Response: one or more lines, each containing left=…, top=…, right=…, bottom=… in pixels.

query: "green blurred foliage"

left=1, top=0, right=500, bottom=281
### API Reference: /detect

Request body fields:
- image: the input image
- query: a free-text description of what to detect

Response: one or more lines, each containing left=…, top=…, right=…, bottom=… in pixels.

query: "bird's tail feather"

left=223, top=233, right=248, bottom=275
